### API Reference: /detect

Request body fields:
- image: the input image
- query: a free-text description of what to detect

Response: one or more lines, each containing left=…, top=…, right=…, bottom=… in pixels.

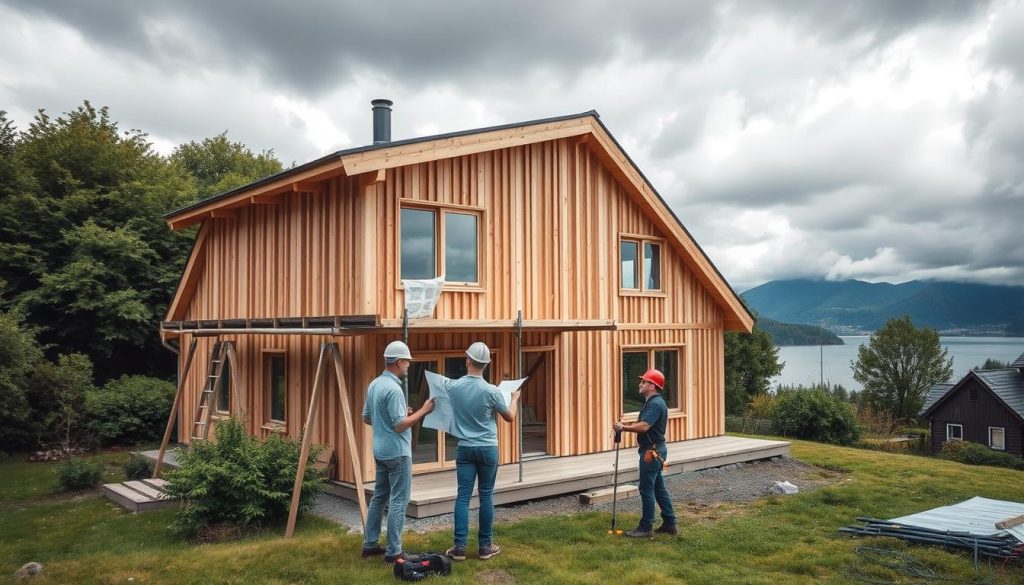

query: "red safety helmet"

left=639, top=368, right=665, bottom=389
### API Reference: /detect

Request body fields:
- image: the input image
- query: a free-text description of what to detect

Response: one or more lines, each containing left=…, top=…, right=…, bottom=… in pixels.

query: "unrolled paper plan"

left=422, top=371, right=527, bottom=438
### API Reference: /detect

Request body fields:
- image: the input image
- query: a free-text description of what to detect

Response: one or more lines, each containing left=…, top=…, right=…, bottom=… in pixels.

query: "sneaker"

left=360, top=544, right=385, bottom=558
left=655, top=524, right=678, bottom=535
left=478, top=543, right=501, bottom=560
left=624, top=528, right=653, bottom=538
left=384, top=551, right=408, bottom=564
left=445, top=546, right=466, bottom=561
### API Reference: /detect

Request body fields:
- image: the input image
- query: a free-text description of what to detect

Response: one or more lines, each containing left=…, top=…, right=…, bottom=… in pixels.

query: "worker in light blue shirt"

left=360, top=340, right=434, bottom=563
left=445, top=342, right=521, bottom=562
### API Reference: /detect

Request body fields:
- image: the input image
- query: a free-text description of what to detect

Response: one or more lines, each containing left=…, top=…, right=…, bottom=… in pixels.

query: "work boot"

left=384, top=551, right=408, bottom=564
left=655, top=523, right=678, bottom=535
left=625, top=528, right=653, bottom=538
left=445, top=546, right=466, bottom=561
left=479, top=543, right=502, bottom=559
left=360, top=544, right=385, bottom=558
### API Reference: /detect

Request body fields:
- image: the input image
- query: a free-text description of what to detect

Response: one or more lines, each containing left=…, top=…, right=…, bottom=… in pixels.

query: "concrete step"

left=101, top=482, right=177, bottom=513
left=579, top=484, right=639, bottom=506
left=140, top=477, right=169, bottom=491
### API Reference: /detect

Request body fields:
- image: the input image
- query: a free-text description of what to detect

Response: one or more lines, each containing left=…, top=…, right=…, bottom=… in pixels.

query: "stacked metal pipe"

left=840, top=517, right=1024, bottom=559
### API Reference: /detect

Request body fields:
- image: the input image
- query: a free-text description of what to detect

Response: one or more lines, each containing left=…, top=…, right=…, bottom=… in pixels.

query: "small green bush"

left=774, top=389, right=862, bottom=445
left=163, top=418, right=325, bottom=536
left=123, top=453, right=154, bottom=481
left=941, top=440, right=1024, bottom=470
left=85, top=375, right=175, bottom=445
left=54, top=457, right=104, bottom=492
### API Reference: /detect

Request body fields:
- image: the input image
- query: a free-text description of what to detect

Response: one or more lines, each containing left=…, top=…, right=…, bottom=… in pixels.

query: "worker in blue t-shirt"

left=445, top=342, right=521, bottom=562
left=360, top=340, right=435, bottom=563
left=613, top=368, right=677, bottom=537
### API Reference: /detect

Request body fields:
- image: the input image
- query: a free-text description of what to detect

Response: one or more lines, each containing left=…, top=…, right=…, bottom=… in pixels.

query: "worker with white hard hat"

left=444, top=341, right=521, bottom=562
left=361, top=340, right=434, bottom=563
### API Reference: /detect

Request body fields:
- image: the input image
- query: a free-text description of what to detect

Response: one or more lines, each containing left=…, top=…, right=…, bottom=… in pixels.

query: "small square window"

left=620, top=237, right=662, bottom=293
left=989, top=427, right=1005, bottom=450
left=946, top=423, right=963, bottom=441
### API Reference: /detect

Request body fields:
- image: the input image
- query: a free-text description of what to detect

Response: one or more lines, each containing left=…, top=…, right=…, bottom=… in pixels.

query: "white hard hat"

left=383, top=340, right=413, bottom=361
left=466, top=341, right=491, bottom=364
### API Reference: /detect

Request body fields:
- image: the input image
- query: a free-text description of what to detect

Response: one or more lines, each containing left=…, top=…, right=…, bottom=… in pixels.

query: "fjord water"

left=773, top=336, right=1024, bottom=391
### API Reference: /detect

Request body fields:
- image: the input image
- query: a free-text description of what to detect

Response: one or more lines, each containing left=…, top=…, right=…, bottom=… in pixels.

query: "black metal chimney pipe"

left=371, top=99, right=393, bottom=144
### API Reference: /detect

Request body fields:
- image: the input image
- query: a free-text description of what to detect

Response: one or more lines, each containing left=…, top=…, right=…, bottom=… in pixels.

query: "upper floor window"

left=401, top=206, right=480, bottom=284
left=620, top=237, right=661, bottom=292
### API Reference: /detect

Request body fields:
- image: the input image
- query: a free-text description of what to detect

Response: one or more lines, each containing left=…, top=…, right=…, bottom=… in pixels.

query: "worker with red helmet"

left=612, top=368, right=677, bottom=538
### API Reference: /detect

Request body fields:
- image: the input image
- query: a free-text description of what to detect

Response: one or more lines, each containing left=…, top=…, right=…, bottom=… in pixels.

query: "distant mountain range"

left=742, top=279, right=1024, bottom=336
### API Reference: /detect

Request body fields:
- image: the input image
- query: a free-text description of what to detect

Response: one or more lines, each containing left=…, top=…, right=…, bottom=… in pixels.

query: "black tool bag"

left=393, top=553, right=452, bottom=581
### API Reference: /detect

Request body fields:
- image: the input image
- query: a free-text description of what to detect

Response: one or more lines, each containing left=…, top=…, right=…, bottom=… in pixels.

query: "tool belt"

left=642, top=445, right=666, bottom=470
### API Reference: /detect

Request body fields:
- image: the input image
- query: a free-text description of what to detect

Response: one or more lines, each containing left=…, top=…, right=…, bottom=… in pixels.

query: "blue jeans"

left=364, top=456, right=411, bottom=555
left=637, top=444, right=675, bottom=531
left=453, top=445, right=499, bottom=549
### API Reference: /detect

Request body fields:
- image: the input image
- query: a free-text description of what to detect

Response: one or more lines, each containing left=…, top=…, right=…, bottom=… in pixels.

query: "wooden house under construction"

left=158, top=101, right=785, bottom=515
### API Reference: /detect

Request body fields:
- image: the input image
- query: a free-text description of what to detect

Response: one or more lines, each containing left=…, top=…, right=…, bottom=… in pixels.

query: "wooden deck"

left=101, top=478, right=177, bottom=513
left=329, top=435, right=789, bottom=518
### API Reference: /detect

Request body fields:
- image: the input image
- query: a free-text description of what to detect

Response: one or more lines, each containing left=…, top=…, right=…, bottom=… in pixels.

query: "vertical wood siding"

left=176, top=138, right=728, bottom=482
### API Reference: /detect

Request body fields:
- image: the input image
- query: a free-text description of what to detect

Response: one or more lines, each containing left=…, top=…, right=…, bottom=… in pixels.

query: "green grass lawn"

left=1, top=440, right=1022, bottom=584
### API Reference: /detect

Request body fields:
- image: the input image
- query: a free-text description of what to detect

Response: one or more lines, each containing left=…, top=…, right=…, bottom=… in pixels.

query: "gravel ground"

left=311, top=455, right=847, bottom=534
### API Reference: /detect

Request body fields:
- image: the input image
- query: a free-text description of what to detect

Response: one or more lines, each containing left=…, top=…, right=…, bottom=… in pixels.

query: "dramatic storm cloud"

left=1, top=0, right=1021, bottom=290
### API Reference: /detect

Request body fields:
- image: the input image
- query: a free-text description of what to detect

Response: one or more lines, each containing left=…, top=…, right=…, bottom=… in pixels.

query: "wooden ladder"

left=191, top=341, right=230, bottom=442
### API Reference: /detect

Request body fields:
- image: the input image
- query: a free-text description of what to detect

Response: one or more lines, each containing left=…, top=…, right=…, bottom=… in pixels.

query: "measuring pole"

left=516, top=309, right=523, bottom=482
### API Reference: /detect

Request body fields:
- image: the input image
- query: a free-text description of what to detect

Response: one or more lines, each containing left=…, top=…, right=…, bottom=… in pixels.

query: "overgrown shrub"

left=941, top=440, right=1024, bottom=470
left=123, top=453, right=154, bottom=481
left=163, top=418, right=325, bottom=536
left=85, top=375, right=175, bottom=445
left=774, top=389, right=862, bottom=445
left=55, top=457, right=104, bottom=491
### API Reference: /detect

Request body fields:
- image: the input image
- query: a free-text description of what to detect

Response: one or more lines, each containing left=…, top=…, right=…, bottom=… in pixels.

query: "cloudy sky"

left=2, top=1, right=1022, bottom=292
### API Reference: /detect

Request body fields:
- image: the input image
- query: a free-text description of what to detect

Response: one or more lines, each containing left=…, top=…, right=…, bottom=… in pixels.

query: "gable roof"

left=164, top=110, right=754, bottom=332
left=1011, top=351, right=1024, bottom=369
left=920, top=369, right=1024, bottom=423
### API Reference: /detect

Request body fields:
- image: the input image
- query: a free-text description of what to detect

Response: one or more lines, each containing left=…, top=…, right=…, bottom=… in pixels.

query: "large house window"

left=621, top=348, right=680, bottom=414
left=946, top=423, right=963, bottom=441
left=620, top=237, right=661, bottom=292
left=989, top=427, right=1005, bottom=450
left=400, top=205, right=481, bottom=284
left=265, top=353, right=286, bottom=424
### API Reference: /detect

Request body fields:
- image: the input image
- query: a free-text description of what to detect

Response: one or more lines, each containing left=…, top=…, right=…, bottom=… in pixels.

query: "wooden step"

left=579, top=485, right=640, bottom=505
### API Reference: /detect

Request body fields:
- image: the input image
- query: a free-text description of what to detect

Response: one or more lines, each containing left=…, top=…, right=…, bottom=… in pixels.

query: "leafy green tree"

left=724, top=313, right=784, bottom=415
left=170, top=132, right=282, bottom=199
left=0, top=291, right=45, bottom=451
left=851, top=316, right=953, bottom=420
left=44, top=353, right=97, bottom=449
left=1, top=103, right=192, bottom=380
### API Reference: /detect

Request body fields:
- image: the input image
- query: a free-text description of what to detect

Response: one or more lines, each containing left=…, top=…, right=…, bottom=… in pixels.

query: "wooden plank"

left=250, top=195, right=282, bottom=204
left=154, top=338, right=197, bottom=478
left=167, top=158, right=346, bottom=229
left=341, top=120, right=591, bottom=175
left=995, top=514, right=1024, bottom=530
left=164, top=222, right=211, bottom=322
left=285, top=343, right=330, bottom=538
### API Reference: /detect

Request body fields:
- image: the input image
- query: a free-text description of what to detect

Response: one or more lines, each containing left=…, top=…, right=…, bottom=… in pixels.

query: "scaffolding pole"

left=516, top=309, right=523, bottom=483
